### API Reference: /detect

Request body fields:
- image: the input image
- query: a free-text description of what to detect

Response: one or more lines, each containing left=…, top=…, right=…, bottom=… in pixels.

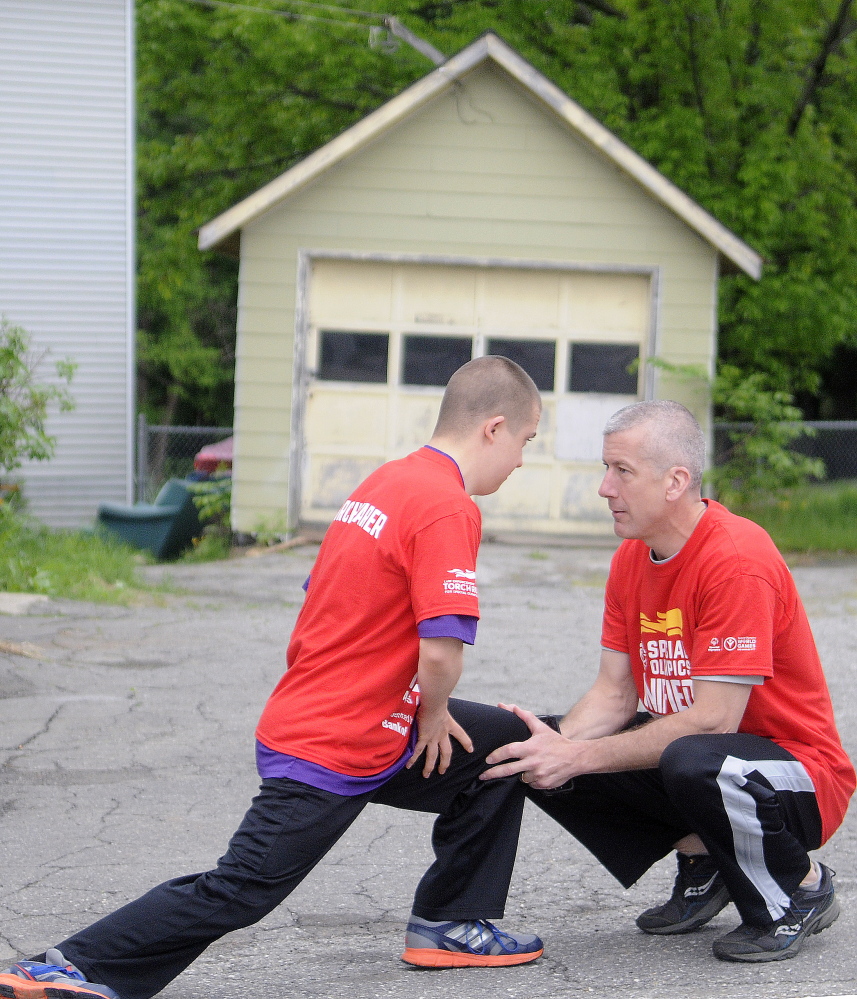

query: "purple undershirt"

left=418, top=613, right=477, bottom=644
left=267, top=445, right=477, bottom=795
left=256, top=727, right=418, bottom=795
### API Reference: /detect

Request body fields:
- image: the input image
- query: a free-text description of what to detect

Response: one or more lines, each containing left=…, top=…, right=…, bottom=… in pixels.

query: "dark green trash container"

left=97, top=479, right=203, bottom=560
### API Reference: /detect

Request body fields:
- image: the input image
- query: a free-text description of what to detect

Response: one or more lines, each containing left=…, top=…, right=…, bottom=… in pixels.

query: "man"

left=0, top=356, right=543, bottom=999
left=483, top=400, right=855, bottom=963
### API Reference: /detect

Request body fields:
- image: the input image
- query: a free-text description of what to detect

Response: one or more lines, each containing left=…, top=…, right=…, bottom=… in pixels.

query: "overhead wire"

left=175, top=0, right=447, bottom=63
left=179, top=0, right=382, bottom=30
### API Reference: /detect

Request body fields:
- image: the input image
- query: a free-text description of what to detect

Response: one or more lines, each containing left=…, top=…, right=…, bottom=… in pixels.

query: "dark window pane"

left=486, top=338, right=556, bottom=392
left=402, top=335, right=472, bottom=387
left=318, top=331, right=388, bottom=383
left=569, top=343, right=639, bottom=394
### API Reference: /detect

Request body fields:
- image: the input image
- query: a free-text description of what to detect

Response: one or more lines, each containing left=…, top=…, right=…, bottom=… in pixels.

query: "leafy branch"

left=0, top=318, right=76, bottom=477
left=646, top=357, right=824, bottom=507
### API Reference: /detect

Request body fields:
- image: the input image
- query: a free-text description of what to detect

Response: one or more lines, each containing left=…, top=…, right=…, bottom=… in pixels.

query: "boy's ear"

left=484, top=415, right=506, bottom=440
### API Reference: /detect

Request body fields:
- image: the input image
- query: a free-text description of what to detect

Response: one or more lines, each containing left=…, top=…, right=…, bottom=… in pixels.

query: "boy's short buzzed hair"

left=434, top=356, right=541, bottom=438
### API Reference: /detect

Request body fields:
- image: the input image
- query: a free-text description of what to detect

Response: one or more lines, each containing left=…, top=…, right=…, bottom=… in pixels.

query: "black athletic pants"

left=57, top=700, right=530, bottom=999
left=529, top=722, right=822, bottom=929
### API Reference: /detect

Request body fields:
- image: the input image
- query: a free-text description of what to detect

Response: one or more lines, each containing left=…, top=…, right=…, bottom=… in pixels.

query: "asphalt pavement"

left=1, top=541, right=855, bottom=999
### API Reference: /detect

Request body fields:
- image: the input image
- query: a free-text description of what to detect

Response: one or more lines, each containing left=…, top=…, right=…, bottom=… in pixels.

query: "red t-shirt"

left=256, top=447, right=481, bottom=776
left=601, top=500, right=855, bottom=844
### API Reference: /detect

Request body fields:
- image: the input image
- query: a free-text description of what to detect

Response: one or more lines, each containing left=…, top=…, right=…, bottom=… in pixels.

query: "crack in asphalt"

left=3, top=704, right=63, bottom=753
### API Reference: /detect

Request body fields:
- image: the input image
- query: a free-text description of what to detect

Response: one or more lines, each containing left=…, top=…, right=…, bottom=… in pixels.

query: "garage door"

left=298, top=258, right=653, bottom=535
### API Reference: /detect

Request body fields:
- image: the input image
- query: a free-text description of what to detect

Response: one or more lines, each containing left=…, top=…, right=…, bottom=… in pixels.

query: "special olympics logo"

left=723, top=637, right=737, bottom=651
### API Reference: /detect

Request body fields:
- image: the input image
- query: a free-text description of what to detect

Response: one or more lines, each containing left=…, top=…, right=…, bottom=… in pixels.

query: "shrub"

left=0, top=317, right=75, bottom=477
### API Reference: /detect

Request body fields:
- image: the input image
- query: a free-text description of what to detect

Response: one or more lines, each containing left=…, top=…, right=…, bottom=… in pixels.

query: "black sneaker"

left=637, top=853, right=730, bottom=935
left=713, top=863, right=840, bottom=963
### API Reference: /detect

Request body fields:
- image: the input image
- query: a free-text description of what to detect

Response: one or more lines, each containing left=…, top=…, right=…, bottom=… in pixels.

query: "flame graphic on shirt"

left=447, top=568, right=476, bottom=580
left=640, top=608, right=684, bottom=636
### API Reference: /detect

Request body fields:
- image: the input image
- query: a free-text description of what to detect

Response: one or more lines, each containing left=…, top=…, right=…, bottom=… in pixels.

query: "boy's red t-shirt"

left=601, top=501, right=855, bottom=844
left=256, top=447, right=481, bottom=776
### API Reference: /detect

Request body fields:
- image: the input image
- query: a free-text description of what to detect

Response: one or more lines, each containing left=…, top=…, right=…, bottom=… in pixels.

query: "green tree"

left=710, top=365, right=825, bottom=506
left=138, top=0, right=857, bottom=423
left=0, top=318, right=76, bottom=477
left=137, top=0, right=429, bottom=425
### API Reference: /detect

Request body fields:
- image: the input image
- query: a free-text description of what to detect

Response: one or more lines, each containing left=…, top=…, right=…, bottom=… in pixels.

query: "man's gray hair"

left=603, top=401, right=705, bottom=490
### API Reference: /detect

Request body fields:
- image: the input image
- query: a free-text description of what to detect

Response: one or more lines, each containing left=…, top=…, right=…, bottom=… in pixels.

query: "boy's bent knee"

left=448, top=699, right=530, bottom=747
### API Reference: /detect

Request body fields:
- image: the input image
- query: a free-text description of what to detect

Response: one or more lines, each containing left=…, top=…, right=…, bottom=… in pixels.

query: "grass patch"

left=178, top=531, right=233, bottom=563
left=733, top=479, right=857, bottom=553
left=0, top=508, right=163, bottom=604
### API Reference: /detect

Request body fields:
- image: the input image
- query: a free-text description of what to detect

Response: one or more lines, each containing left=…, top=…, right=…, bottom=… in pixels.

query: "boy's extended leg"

left=29, top=780, right=368, bottom=999
left=373, top=699, right=543, bottom=966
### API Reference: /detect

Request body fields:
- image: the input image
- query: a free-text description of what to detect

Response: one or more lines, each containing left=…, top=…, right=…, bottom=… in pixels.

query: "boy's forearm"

left=416, top=637, right=464, bottom=713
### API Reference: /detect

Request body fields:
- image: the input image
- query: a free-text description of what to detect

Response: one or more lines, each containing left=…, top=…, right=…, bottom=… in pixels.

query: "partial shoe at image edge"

left=0, top=954, right=117, bottom=999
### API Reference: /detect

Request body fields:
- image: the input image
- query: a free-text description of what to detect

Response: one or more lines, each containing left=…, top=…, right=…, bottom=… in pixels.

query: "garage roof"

left=198, top=32, right=762, bottom=280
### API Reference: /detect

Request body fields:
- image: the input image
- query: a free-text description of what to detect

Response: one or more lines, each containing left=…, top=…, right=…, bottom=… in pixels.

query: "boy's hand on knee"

left=407, top=708, right=473, bottom=777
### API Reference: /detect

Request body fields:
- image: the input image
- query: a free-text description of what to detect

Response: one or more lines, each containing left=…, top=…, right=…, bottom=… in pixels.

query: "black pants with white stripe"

left=528, top=723, right=822, bottom=928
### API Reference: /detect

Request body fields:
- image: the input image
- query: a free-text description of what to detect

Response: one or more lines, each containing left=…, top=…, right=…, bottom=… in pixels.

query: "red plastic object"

left=193, top=436, right=233, bottom=473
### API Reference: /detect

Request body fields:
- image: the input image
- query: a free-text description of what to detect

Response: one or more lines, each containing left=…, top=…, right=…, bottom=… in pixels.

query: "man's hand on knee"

left=480, top=704, right=578, bottom=789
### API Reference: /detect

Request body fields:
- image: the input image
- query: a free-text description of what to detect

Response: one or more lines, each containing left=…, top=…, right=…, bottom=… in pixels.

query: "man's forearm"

left=566, top=712, right=694, bottom=773
left=559, top=685, right=638, bottom=742
left=561, top=681, right=752, bottom=776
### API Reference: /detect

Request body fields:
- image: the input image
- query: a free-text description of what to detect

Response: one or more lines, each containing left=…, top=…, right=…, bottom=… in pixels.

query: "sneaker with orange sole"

left=0, top=950, right=118, bottom=999
left=401, top=917, right=543, bottom=967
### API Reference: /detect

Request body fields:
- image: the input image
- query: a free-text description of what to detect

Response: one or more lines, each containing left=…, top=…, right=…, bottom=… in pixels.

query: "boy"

left=1, top=356, right=543, bottom=999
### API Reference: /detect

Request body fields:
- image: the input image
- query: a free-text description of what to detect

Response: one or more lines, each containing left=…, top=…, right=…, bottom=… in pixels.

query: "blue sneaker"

left=402, top=916, right=543, bottom=967
left=0, top=950, right=118, bottom=999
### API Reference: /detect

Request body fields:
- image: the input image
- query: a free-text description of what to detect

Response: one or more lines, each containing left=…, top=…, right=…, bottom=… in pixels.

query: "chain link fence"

left=136, top=415, right=232, bottom=502
left=134, top=417, right=857, bottom=505
left=714, top=421, right=857, bottom=481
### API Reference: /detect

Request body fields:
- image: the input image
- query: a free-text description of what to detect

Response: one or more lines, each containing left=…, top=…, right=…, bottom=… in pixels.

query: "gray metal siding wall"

left=0, top=0, right=134, bottom=527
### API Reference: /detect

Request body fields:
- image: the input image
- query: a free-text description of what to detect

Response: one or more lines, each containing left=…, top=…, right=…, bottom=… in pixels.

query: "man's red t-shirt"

left=601, top=500, right=855, bottom=844
left=256, top=447, right=481, bottom=776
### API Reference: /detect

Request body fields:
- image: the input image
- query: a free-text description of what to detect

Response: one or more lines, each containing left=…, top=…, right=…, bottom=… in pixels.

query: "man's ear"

left=484, top=415, right=506, bottom=441
left=665, top=465, right=692, bottom=501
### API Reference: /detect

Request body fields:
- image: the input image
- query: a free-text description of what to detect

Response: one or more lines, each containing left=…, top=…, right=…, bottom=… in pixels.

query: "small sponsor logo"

left=774, top=922, right=802, bottom=937
left=382, top=719, right=409, bottom=736
left=684, top=874, right=718, bottom=898
left=640, top=608, right=683, bottom=636
left=709, top=635, right=756, bottom=652
left=443, top=569, right=478, bottom=598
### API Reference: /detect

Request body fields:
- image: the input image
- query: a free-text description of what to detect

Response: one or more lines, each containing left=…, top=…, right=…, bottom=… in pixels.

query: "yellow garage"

left=199, top=33, right=760, bottom=538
